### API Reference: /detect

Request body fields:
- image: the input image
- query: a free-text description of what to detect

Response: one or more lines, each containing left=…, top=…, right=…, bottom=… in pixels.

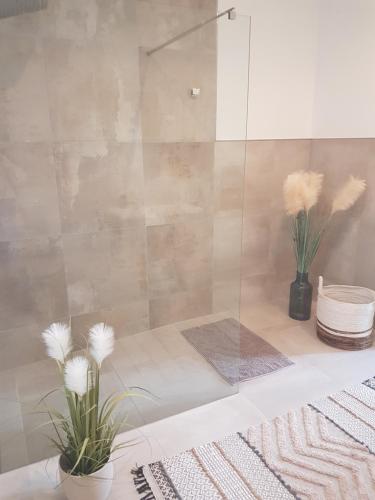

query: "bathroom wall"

left=310, top=139, right=375, bottom=289
left=0, top=0, right=248, bottom=372
left=216, top=0, right=375, bottom=304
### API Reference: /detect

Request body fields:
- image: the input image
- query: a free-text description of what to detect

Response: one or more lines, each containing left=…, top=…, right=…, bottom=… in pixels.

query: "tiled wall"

left=241, top=138, right=375, bottom=308
left=310, top=139, right=374, bottom=289
left=241, top=139, right=312, bottom=307
left=0, top=0, right=248, bottom=371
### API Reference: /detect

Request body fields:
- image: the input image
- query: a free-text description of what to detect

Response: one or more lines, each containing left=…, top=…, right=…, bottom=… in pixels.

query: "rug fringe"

left=131, top=466, right=156, bottom=500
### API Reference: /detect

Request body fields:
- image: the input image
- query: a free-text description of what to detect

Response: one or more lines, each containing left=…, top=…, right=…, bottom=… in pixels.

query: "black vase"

left=289, top=272, right=313, bottom=321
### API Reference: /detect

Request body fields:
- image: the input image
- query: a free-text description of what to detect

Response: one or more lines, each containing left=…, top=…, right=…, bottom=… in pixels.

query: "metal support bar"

left=146, top=7, right=235, bottom=56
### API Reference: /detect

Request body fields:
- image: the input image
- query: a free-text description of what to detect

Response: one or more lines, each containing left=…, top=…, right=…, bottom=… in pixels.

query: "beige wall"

left=241, top=138, right=375, bottom=310
left=310, top=139, right=374, bottom=289
left=241, top=140, right=312, bottom=308
left=0, top=0, right=248, bottom=371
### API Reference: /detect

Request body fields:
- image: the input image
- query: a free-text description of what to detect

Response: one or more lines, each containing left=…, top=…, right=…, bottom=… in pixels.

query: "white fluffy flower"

left=41, top=323, right=72, bottom=364
left=64, top=356, right=90, bottom=397
left=89, top=323, right=114, bottom=367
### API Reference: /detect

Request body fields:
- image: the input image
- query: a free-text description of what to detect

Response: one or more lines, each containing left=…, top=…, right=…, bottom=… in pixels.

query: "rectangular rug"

left=180, top=318, right=293, bottom=385
left=133, top=377, right=375, bottom=500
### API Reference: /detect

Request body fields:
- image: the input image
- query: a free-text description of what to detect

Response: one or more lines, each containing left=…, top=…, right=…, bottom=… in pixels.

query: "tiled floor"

left=0, top=311, right=238, bottom=473
left=0, top=300, right=374, bottom=499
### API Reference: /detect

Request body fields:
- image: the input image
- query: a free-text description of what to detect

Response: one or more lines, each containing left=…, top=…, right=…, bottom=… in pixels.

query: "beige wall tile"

left=71, top=300, right=149, bottom=345
left=62, top=228, right=147, bottom=317
left=242, top=213, right=271, bottom=279
left=241, top=139, right=311, bottom=301
left=0, top=325, right=46, bottom=371
left=310, top=138, right=375, bottom=288
left=0, top=237, right=68, bottom=331
left=0, top=143, right=60, bottom=241
left=0, top=35, right=51, bottom=142
left=44, top=18, right=141, bottom=142
left=55, top=142, right=145, bottom=234
left=213, top=216, right=242, bottom=281
left=214, top=141, right=246, bottom=217
left=149, top=287, right=212, bottom=328
left=140, top=48, right=216, bottom=142
left=137, top=0, right=216, bottom=53
left=138, top=0, right=216, bottom=11
left=244, top=139, right=311, bottom=216
left=147, top=218, right=213, bottom=298
left=143, top=142, right=214, bottom=225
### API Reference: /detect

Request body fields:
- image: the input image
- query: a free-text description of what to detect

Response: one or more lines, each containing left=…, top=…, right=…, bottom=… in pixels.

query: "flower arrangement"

left=283, top=171, right=366, bottom=320
left=40, top=322, right=137, bottom=478
left=283, top=171, right=366, bottom=274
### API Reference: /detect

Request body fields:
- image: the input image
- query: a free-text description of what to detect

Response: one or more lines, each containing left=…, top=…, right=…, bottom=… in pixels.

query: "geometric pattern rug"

left=133, top=377, right=375, bottom=499
left=181, top=318, right=293, bottom=385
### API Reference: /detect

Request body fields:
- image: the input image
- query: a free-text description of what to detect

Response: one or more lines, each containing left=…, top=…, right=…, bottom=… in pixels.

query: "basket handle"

left=318, top=276, right=324, bottom=295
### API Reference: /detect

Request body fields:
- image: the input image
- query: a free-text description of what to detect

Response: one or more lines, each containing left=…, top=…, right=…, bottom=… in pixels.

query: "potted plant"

left=40, top=322, right=138, bottom=500
left=283, top=171, right=366, bottom=320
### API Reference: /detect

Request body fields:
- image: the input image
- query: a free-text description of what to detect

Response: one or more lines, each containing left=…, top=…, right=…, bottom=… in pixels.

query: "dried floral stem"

left=285, top=171, right=366, bottom=274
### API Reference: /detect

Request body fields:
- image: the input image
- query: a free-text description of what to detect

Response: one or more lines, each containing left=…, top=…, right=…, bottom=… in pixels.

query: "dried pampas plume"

left=89, top=323, right=114, bottom=367
left=65, top=356, right=90, bottom=397
left=331, top=176, right=366, bottom=214
left=41, top=322, right=72, bottom=364
left=284, top=171, right=324, bottom=215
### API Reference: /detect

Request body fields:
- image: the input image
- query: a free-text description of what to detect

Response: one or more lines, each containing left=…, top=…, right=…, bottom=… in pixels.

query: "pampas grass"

left=283, top=171, right=323, bottom=215
left=331, top=176, right=366, bottom=214
left=89, top=323, right=114, bottom=367
left=284, top=171, right=366, bottom=273
left=41, top=323, right=72, bottom=364
left=64, top=356, right=90, bottom=398
left=40, top=323, right=144, bottom=477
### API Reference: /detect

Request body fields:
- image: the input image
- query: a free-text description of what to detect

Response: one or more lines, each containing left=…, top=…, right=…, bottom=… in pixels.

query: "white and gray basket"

left=316, top=276, right=375, bottom=350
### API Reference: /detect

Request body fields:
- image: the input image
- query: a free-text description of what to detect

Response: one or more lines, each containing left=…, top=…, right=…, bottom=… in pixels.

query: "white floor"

left=1, top=300, right=374, bottom=500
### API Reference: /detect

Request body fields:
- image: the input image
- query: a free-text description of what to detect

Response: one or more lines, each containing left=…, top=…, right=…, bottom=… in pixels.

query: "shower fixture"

left=0, top=0, right=47, bottom=19
left=146, top=7, right=236, bottom=56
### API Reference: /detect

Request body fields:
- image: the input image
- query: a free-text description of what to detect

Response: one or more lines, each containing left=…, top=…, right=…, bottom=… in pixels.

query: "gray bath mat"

left=181, top=318, right=293, bottom=385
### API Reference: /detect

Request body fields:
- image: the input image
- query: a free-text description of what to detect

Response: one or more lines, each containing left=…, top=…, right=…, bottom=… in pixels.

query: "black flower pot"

left=289, top=272, right=312, bottom=321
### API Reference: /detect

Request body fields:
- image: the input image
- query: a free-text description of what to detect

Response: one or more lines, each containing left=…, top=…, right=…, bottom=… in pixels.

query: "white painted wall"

left=312, top=0, right=375, bottom=138
left=217, top=0, right=375, bottom=140
left=216, top=12, right=250, bottom=141
left=217, top=0, right=318, bottom=140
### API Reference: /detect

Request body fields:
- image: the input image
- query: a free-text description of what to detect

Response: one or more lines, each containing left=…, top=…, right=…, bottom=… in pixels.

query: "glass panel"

left=0, top=1, right=250, bottom=472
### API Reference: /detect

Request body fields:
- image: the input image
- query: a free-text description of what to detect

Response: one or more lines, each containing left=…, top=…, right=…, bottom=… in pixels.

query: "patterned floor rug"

left=133, top=377, right=375, bottom=499
left=180, top=318, right=293, bottom=385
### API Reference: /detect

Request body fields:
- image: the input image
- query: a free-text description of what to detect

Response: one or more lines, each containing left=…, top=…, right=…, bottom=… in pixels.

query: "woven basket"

left=316, top=276, right=375, bottom=350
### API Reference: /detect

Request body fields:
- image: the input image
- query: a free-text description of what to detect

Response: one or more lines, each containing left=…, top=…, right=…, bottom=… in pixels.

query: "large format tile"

left=149, top=287, right=212, bottom=328
left=111, top=325, right=235, bottom=424
left=71, top=300, right=149, bottom=345
left=0, top=325, right=47, bottom=372
left=0, top=237, right=68, bottom=331
left=143, top=142, right=214, bottom=225
left=55, top=142, right=145, bottom=234
left=0, top=143, right=60, bottom=241
left=0, top=35, right=51, bottom=142
left=212, top=215, right=242, bottom=315
left=44, top=26, right=140, bottom=142
left=49, top=0, right=138, bottom=43
left=137, top=0, right=216, bottom=53
left=140, top=48, right=216, bottom=142
left=242, top=139, right=312, bottom=300
left=244, top=139, right=311, bottom=216
left=310, top=138, right=375, bottom=288
left=240, top=362, right=337, bottom=419
left=146, top=218, right=213, bottom=298
left=62, top=228, right=147, bottom=317
left=146, top=394, right=265, bottom=457
left=214, top=141, right=246, bottom=218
